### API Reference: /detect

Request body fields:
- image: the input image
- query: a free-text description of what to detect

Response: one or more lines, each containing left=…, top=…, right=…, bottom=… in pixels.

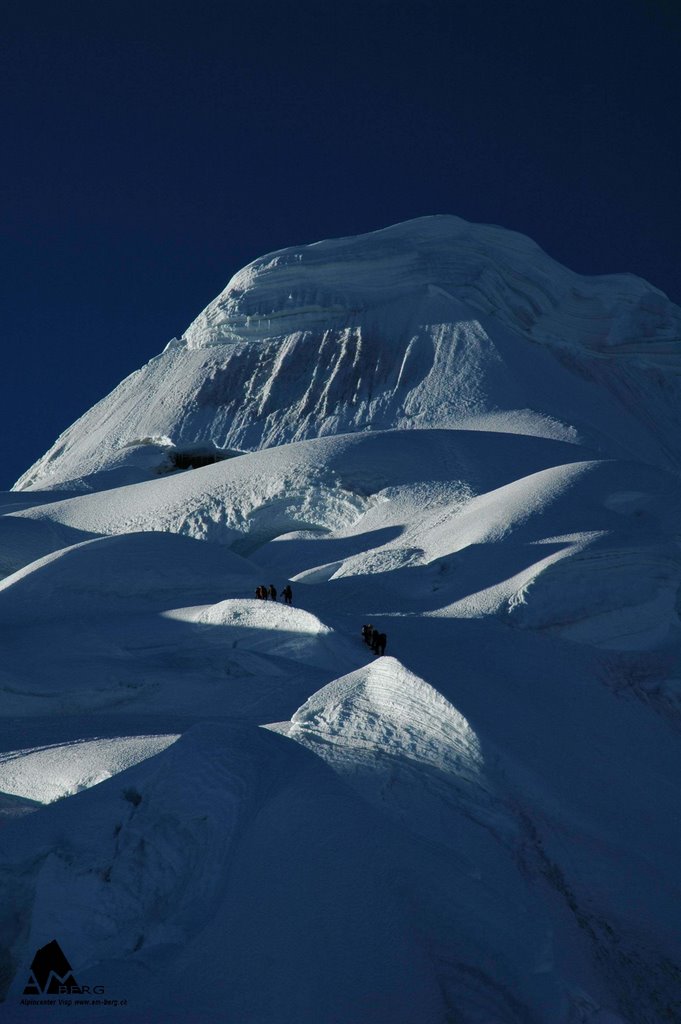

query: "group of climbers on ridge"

left=255, top=583, right=293, bottom=604
left=251, top=587, right=388, bottom=657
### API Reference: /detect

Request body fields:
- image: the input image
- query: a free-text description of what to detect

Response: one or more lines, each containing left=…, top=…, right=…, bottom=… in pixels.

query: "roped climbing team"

left=251, top=586, right=388, bottom=655
left=361, top=623, right=387, bottom=656
left=255, top=583, right=293, bottom=604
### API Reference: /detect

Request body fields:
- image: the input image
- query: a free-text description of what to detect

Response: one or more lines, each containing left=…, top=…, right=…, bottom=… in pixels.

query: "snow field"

left=2, top=215, right=681, bottom=1022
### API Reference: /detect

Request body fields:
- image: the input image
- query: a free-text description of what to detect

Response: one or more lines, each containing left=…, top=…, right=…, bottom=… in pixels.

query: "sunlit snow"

left=0, top=735, right=179, bottom=805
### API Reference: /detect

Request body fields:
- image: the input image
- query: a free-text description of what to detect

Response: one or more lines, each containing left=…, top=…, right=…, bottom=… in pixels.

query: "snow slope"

left=2, top=217, right=681, bottom=1023
left=0, top=735, right=179, bottom=806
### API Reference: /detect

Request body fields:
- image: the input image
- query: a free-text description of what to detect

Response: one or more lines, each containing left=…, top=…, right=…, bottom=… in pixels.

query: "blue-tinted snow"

left=1, top=217, right=680, bottom=1023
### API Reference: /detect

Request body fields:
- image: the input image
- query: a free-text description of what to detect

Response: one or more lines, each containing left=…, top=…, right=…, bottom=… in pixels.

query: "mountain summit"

left=15, top=215, right=681, bottom=492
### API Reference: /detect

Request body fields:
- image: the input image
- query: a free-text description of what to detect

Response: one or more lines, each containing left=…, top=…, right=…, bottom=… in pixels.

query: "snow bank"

left=0, top=531, right=252, bottom=623
left=507, top=539, right=681, bottom=649
left=196, top=597, right=330, bottom=634
left=7, top=428, right=591, bottom=570
left=11, top=435, right=373, bottom=553
left=1, top=724, right=267, bottom=1015
left=0, top=735, right=179, bottom=804
left=186, top=598, right=344, bottom=670
left=267, top=656, right=512, bottom=841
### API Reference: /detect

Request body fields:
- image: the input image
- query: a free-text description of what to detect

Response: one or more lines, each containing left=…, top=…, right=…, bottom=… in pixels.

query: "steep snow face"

left=15, top=216, right=681, bottom=491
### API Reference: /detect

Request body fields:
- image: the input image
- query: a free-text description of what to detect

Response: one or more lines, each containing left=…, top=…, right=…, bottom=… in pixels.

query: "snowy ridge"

left=267, top=656, right=513, bottom=841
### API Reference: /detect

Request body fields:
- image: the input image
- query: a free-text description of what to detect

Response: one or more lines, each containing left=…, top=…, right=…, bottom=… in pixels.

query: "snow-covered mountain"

left=14, top=215, right=681, bottom=492
left=2, top=217, right=681, bottom=1024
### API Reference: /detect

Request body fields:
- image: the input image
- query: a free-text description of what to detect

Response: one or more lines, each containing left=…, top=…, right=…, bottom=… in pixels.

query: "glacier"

left=1, top=215, right=681, bottom=1024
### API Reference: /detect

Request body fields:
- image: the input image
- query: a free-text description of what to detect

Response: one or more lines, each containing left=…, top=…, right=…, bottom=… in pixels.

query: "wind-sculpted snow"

left=0, top=724, right=270, bottom=1012
left=185, top=216, right=679, bottom=354
left=10, top=434, right=375, bottom=554
left=169, top=599, right=347, bottom=671
left=0, top=532, right=253, bottom=623
left=7, top=429, right=586, bottom=567
left=3, top=217, right=681, bottom=1023
left=0, top=735, right=179, bottom=806
left=14, top=215, right=681, bottom=491
left=5, top=430, right=681, bottom=653
left=267, top=657, right=515, bottom=843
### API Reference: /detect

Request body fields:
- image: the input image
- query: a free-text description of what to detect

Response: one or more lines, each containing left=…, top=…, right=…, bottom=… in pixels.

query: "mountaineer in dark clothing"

left=370, top=628, right=380, bottom=652
left=362, top=624, right=376, bottom=646
left=282, top=584, right=293, bottom=605
left=376, top=632, right=387, bottom=656
left=268, top=584, right=277, bottom=601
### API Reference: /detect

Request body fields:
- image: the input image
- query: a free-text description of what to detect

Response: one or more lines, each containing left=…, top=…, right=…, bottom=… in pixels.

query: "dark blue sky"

left=2, top=0, right=680, bottom=489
